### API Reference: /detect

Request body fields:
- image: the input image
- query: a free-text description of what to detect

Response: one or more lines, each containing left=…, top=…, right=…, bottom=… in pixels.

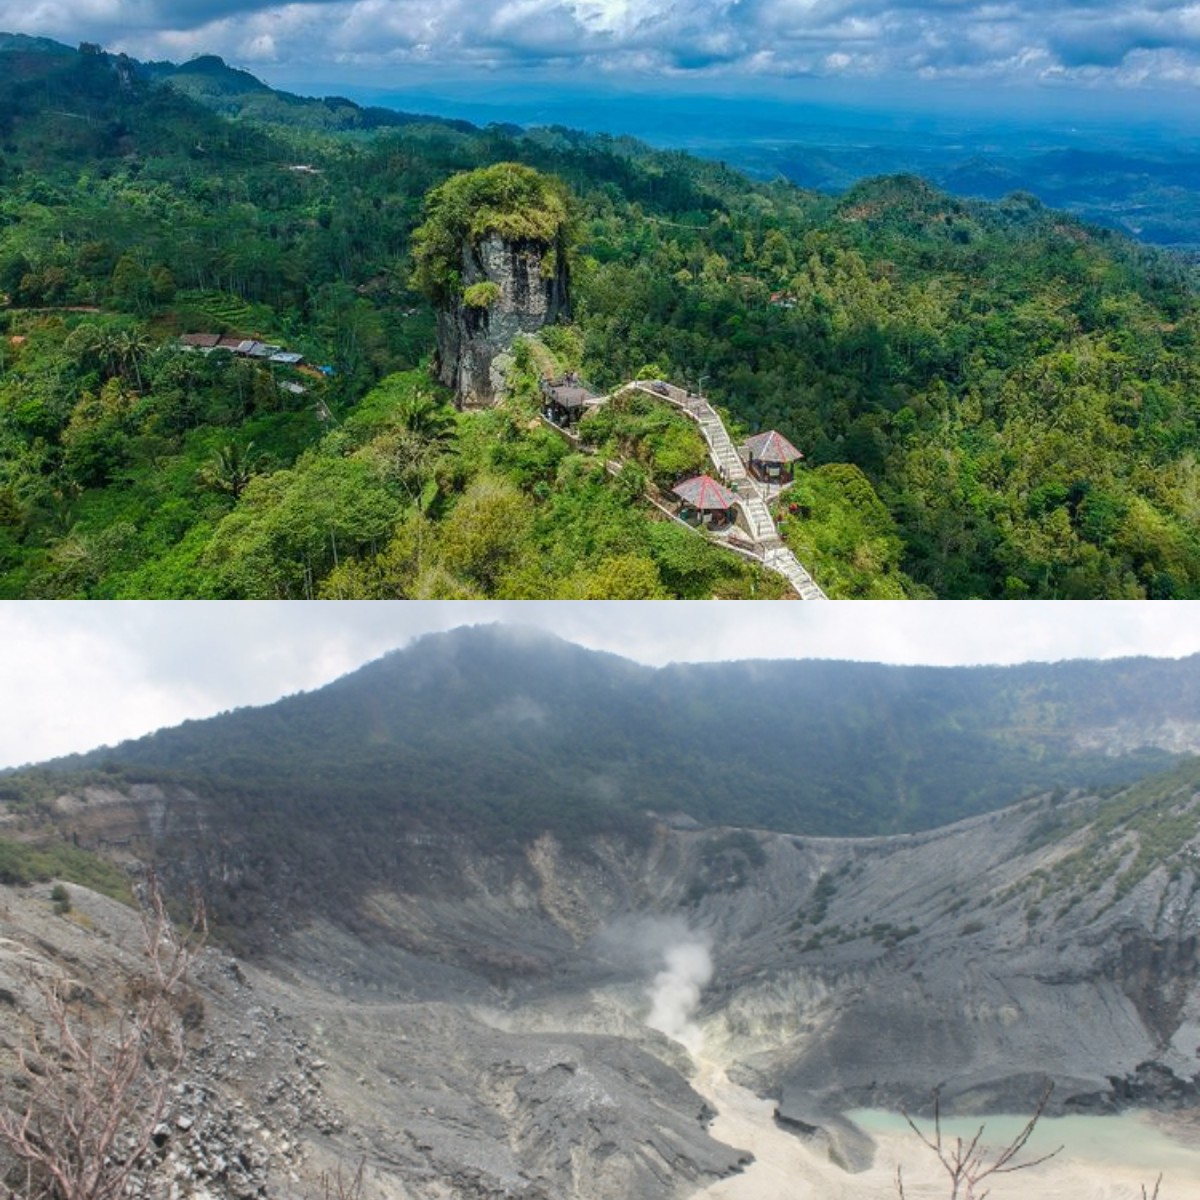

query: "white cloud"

left=5, top=0, right=1200, bottom=91
left=1, top=601, right=1197, bottom=770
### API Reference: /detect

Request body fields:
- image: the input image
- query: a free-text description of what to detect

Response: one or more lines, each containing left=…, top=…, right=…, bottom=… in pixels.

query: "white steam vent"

left=646, top=936, right=713, bottom=1055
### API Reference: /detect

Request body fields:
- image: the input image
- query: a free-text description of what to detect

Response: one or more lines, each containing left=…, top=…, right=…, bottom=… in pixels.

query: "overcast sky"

left=1, top=600, right=1197, bottom=769
left=3, top=0, right=1200, bottom=115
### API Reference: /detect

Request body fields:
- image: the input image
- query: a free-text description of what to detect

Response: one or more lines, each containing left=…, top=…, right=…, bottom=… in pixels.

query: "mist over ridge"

left=17, top=624, right=1200, bottom=849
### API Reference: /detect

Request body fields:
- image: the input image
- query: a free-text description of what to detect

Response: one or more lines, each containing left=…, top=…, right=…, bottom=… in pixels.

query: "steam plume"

left=646, top=937, right=712, bottom=1055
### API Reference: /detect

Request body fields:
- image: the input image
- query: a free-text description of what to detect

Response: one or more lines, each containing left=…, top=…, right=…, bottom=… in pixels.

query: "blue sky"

left=2, top=601, right=1199, bottom=769
left=3, top=0, right=1200, bottom=127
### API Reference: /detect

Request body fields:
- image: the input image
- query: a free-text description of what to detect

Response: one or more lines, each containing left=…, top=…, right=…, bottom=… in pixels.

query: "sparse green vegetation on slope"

left=0, top=836, right=131, bottom=901
left=1016, top=758, right=1200, bottom=911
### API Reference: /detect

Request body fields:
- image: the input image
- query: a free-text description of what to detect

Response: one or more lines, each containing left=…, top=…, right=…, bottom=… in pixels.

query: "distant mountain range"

left=17, top=626, right=1200, bottom=842
left=140, top=53, right=479, bottom=134
left=135, top=50, right=1200, bottom=250
left=350, top=82, right=1200, bottom=250
left=719, top=137, right=1200, bottom=251
left=0, top=32, right=472, bottom=134
left=172, top=48, right=1200, bottom=252
left=5, top=32, right=1199, bottom=249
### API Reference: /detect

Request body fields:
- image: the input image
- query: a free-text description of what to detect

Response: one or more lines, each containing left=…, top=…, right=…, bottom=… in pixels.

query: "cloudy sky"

left=3, top=0, right=1200, bottom=115
left=1, top=600, right=1198, bottom=769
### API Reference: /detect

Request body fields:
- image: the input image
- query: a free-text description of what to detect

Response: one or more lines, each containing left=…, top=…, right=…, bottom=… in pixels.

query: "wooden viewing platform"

left=557, top=377, right=826, bottom=599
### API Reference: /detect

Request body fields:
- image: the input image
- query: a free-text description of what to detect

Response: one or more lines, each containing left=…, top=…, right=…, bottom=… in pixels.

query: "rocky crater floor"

left=4, top=773, right=1200, bottom=1199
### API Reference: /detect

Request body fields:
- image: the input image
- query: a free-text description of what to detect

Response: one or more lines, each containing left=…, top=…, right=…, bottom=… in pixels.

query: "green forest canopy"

left=0, top=40, right=1198, bottom=598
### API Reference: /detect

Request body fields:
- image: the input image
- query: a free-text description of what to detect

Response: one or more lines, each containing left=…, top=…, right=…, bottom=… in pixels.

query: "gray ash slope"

left=9, top=761, right=1200, bottom=1199
left=0, top=881, right=744, bottom=1200
left=263, top=760, right=1200, bottom=1128
left=6, top=632, right=1200, bottom=1197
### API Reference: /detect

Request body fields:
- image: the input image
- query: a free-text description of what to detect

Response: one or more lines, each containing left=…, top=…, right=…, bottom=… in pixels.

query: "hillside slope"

left=5, top=629, right=1198, bottom=940
left=143, top=52, right=477, bottom=133
left=2, top=38, right=1200, bottom=597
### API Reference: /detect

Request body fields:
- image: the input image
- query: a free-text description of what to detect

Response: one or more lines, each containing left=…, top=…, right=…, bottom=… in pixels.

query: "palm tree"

left=112, top=328, right=153, bottom=392
left=199, top=441, right=263, bottom=500
left=66, top=324, right=153, bottom=391
left=66, top=323, right=122, bottom=380
left=397, top=390, right=456, bottom=445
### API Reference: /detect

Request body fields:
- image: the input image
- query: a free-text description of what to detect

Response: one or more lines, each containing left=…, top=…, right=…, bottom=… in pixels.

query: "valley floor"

left=687, top=1054, right=1200, bottom=1200
left=690, top=1061, right=854, bottom=1200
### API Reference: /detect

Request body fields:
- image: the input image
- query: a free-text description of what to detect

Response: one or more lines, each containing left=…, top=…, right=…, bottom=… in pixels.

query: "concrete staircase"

left=621, top=382, right=828, bottom=600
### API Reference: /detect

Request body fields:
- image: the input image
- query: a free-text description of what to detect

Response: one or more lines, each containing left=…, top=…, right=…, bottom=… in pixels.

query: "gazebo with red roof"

left=744, top=430, right=803, bottom=482
left=672, top=474, right=738, bottom=529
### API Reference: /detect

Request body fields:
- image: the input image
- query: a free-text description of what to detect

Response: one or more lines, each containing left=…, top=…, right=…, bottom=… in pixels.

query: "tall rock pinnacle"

left=411, top=163, right=572, bottom=406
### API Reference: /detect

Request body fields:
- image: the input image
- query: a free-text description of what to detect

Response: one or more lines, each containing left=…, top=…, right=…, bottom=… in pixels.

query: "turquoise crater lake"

left=850, top=1107, right=1200, bottom=1193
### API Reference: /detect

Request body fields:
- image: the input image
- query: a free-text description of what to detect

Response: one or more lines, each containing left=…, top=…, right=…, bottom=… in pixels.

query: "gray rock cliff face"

left=11, top=768, right=1200, bottom=1198
left=0, top=882, right=742, bottom=1200
left=436, top=232, right=570, bottom=405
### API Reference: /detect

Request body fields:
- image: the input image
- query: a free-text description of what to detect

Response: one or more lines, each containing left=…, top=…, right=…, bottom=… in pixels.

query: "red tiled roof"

left=745, top=430, right=803, bottom=463
left=673, top=475, right=738, bottom=510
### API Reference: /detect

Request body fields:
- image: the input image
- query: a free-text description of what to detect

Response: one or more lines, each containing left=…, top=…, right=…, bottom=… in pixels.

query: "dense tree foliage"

left=1, top=40, right=1198, bottom=596
left=570, top=174, right=1200, bottom=597
left=410, top=162, right=572, bottom=305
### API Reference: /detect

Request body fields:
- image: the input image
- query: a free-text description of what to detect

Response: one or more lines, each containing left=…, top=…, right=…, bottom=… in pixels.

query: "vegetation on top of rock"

left=410, top=163, right=573, bottom=305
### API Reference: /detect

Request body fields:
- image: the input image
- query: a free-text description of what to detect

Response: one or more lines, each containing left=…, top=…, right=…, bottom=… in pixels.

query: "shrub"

left=463, top=282, right=501, bottom=309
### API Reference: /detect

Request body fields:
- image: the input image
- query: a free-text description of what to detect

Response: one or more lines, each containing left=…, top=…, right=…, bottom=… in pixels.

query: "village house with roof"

left=179, top=333, right=305, bottom=366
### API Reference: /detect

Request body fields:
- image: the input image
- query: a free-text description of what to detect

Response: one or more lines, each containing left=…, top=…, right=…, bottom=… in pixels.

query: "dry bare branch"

left=321, top=1158, right=366, bottom=1200
left=0, top=873, right=205, bottom=1200
left=897, top=1083, right=1062, bottom=1200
